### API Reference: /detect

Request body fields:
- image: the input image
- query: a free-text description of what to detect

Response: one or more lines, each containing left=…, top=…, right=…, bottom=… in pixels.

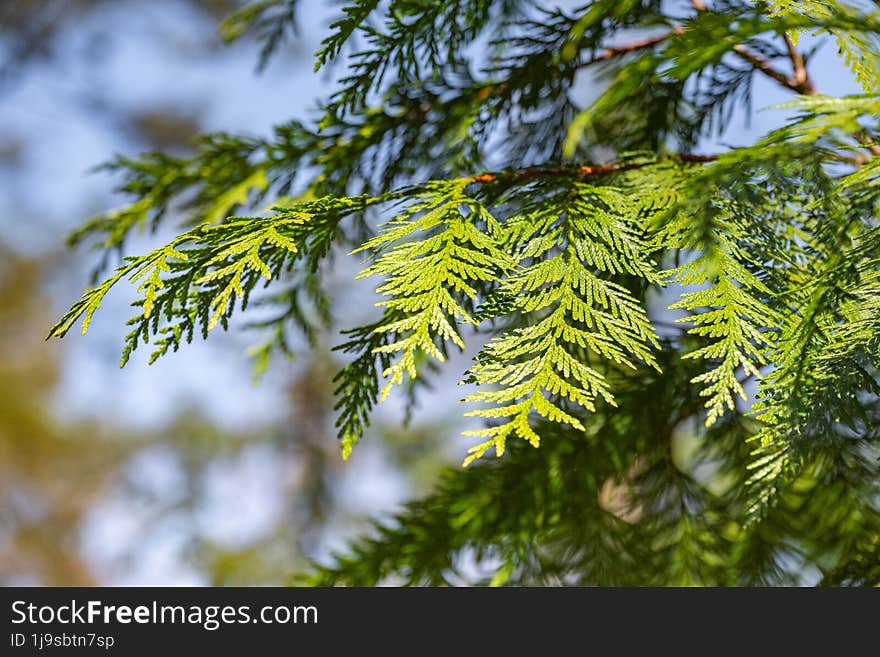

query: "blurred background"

left=0, top=0, right=862, bottom=585
left=0, top=0, right=462, bottom=586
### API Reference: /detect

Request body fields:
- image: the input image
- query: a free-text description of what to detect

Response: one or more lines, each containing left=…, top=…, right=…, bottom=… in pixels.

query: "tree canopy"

left=51, top=0, right=880, bottom=585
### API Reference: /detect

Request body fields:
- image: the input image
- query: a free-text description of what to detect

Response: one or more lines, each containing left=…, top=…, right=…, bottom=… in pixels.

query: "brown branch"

left=783, top=33, right=811, bottom=91
left=690, top=0, right=816, bottom=95
left=690, top=0, right=880, bottom=161
left=581, top=27, right=684, bottom=67
left=731, top=44, right=816, bottom=95
left=853, top=133, right=880, bottom=160
left=465, top=153, right=718, bottom=184
left=551, top=0, right=878, bottom=168
left=582, top=3, right=816, bottom=99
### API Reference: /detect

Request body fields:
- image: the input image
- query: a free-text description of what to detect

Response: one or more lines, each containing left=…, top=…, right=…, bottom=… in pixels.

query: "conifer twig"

left=465, top=154, right=717, bottom=184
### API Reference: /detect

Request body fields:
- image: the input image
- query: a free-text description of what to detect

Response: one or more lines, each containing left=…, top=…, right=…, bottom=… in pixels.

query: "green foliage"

left=317, top=0, right=509, bottom=117
left=51, top=196, right=368, bottom=365
left=462, top=182, right=661, bottom=463
left=659, top=165, right=781, bottom=428
left=53, top=0, right=880, bottom=585
left=355, top=182, right=513, bottom=403
left=220, top=0, right=299, bottom=71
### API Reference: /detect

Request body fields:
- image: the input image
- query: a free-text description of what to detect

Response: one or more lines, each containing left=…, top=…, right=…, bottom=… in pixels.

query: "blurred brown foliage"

left=0, top=253, right=120, bottom=583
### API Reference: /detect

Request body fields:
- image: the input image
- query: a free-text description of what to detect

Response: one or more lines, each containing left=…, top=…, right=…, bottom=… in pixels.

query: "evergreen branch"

left=462, top=181, right=663, bottom=463
left=68, top=124, right=325, bottom=271
left=305, top=353, right=767, bottom=586
left=52, top=0, right=880, bottom=587
left=219, top=0, right=299, bottom=72
left=464, top=154, right=718, bottom=184
left=354, top=181, right=515, bottom=406
left=49, top=196, right=371, bottom=363
left=660, top=170, right=781, bottom=428
left=314, top=0, right=381, bottom=71
left=332, top=314, right=396, bottom=459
